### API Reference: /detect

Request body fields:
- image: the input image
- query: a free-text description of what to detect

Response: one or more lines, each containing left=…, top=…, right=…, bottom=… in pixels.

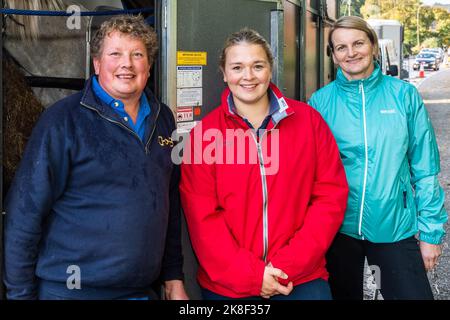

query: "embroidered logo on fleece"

left=158, top=136, right=174, bottom=147
left=380, top=109, right=396, bottom=114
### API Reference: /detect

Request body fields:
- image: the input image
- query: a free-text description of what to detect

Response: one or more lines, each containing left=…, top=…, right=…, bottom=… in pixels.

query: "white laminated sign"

left=177, top=107, right=194, bottom=122
left=177, top=121, right=198, bottom=134
left=177, top=66, right=202, bottom=88
left=177, top=87, right=202, bottom=107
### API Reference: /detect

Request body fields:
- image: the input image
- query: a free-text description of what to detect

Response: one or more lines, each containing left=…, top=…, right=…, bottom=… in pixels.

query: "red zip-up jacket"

left=180, top=83, right=348, bottom=298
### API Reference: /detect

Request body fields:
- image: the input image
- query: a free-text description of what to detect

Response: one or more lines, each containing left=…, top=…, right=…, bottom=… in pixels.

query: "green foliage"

left=339, top=0, right=366, bottom=16
left=421, top=37, right=439, bottom=48
left=434, top=8, right=450, bottom=46
left=356, top=0, right=450, bottom=52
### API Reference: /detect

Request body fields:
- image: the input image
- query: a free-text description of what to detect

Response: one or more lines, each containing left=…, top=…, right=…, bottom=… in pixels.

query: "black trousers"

left=326, top=233, right=434, bottom=300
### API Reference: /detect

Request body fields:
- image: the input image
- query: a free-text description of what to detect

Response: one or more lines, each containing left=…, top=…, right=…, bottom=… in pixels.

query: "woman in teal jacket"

left=308, top=16, right=447, bottom=300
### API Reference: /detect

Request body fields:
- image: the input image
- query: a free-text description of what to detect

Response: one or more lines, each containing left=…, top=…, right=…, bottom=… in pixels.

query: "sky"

left=422, top=0, right=450, bottom=5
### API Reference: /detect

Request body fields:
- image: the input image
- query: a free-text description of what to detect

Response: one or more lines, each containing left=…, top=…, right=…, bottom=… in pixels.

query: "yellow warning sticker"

left=177, top=51, right=207, bottom=65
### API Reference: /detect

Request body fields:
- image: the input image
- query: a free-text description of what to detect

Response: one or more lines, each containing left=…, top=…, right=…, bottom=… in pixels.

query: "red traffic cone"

left=419, top=63, right=425, bottom=78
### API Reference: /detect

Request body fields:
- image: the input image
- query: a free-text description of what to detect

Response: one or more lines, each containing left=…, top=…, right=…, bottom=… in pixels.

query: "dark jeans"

left=326, top=232, right=434, bottom=300
left=201, top=278, right=332, bottom=300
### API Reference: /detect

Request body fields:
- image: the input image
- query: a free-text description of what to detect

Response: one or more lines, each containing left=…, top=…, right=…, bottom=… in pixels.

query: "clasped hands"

left=259, top=262, right=293, bottom=299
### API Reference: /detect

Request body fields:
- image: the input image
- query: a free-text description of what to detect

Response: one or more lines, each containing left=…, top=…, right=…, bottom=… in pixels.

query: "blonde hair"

left=219, top=28, right=274, bottom=70
left=91, top=14, right=158, bottom=64
left=329, top=16, right=379, bottom=58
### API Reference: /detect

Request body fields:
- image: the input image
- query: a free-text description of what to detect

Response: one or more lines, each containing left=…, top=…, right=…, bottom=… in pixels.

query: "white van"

left=377, top=39, right=399, bottom=77
left=368, top=19, right=404, bottom=78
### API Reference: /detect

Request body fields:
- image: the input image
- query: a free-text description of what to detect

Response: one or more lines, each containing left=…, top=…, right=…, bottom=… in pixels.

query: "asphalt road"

left=363, top=62, right=450, bottom=300
left=419, top=66, right=450, bottom=300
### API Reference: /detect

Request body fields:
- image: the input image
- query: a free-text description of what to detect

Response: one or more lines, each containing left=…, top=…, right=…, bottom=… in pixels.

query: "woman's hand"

left=419, top=241, right=442, bottom=271
left=260, top=262, right=293, bottom=299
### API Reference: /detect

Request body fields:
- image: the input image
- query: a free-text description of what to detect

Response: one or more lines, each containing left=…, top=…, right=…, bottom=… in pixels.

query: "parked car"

left=413, top=53, right=440, bottom=71
left=420, top=48, right=444, bottom=64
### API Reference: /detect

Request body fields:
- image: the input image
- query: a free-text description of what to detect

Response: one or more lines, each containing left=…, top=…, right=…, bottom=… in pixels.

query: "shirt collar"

left=92, top=76, right=124, bottom=109
left=92, top=75, right=150, bottom=117
left=227, top=87, right=279, bottom=118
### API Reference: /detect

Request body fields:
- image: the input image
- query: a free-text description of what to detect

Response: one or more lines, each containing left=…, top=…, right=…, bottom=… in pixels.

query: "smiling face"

left=93, top=31, right=151, bottom=102
left=331, top=28, right=376, bottom=80
left=221, top=43, right=272, bottom=109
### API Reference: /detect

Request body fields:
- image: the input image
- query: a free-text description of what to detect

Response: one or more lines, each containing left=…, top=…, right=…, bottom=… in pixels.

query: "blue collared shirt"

left=92, top=76, right=150, bottom=141
left=227, top=89, right=279, bottom=137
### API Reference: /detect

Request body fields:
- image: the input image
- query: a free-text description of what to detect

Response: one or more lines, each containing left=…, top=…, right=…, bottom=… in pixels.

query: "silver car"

left=413, top=53, right=440, bottom=71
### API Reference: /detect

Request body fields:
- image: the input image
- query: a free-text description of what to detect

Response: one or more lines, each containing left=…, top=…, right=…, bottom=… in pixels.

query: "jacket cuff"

left=250, top=260, right=266, bottom=296
left=159, top=264, right=185, bottom=282
left=419, top=232, right=444, bottom=245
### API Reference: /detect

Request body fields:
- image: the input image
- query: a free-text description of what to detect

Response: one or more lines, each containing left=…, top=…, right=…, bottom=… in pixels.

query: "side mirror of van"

left=387, top=65, right=399, bottom=77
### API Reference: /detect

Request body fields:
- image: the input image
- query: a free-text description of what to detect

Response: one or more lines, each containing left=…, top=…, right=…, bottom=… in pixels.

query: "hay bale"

left=3, top=57, right=45, bottom=196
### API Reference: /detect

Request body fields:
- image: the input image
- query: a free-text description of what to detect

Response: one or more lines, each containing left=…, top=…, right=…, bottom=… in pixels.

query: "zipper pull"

left=359, top=82, right=363, bottom=93
left=257, top=143, right=262, bottom=153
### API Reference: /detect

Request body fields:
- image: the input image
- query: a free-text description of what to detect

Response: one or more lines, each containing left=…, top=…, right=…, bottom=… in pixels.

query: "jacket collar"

left=335, top=62, right=383, bottom=94
left=221, top=82, right=294, bottom=128
left=79, top=76, right=161, bottom=144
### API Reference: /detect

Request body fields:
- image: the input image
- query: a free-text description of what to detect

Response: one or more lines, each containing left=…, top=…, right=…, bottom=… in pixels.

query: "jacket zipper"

left=80, top=102, right=160, bottom=154
left=229, top=111, right=292, bottom=263
left=358, top=82, right=368, bottom=239
left=254, top=139, right=269, bottom=263
left=249, top=117, right=291, bottom=263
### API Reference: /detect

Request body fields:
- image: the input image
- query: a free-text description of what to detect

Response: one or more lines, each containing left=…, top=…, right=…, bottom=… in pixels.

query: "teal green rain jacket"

left=309, top=63, right=447, bottom=244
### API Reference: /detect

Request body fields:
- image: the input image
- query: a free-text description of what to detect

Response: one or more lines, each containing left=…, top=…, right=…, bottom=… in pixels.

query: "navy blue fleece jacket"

left=4, top=77, right=183, bottom=299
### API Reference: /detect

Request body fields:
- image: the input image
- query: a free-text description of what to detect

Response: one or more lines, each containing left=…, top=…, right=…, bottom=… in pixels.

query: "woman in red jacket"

left=180, top=28, right=349, bottom=300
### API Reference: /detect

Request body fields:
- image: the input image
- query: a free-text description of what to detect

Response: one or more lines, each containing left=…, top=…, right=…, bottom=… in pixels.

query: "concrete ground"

left=419, top=64, right=450, bottom=300
left=364, top=60, right=450, bottom=300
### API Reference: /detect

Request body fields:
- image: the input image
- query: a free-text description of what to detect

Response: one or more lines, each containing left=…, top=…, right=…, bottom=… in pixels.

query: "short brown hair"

left=219, top=28, right=274, bottom=70
left=91, top=14, right=158, bottom=64
left=328, top=16, right=379, bottom=58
